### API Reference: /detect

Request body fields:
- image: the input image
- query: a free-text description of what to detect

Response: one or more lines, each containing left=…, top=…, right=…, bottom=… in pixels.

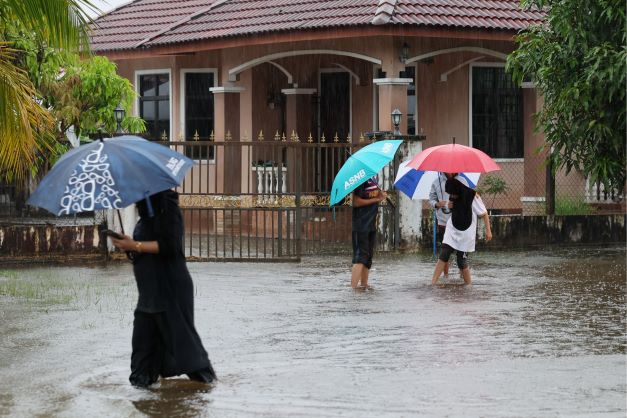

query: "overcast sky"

left=87, top=0, right=131, bottom=18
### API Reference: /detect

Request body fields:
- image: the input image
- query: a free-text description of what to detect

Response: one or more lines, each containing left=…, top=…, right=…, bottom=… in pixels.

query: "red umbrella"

left=407, top=143, right=500, bottom=173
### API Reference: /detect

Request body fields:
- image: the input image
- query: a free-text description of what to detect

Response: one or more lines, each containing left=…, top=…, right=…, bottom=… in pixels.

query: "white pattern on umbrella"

left=59, top=143, right=122, bottom=215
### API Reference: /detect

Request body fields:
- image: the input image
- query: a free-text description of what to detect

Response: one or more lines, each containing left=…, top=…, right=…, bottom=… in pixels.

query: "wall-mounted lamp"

left=114, top=105, right=125, bottom=134
left=399, top=42, right=410, bottom=63
left=391, top=109, right=402, bottom=135
left=267, top=89, right=282, bottom=110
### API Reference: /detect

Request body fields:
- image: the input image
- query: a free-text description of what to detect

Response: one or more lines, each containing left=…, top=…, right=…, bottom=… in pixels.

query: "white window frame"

left=134, top=68, right=173, bottom=141
left=318, top=68, right=353, bottom=140
left=468, top=62, right=524, bottom=162
left=406, top=63, right=418, bottom=135
left=372, top=64, right=381, bottom=132
left=179, top=68, right=218, bottom=162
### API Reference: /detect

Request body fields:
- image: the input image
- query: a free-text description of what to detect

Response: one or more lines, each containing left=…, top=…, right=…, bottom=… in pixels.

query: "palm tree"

left=0, top=0, right=97, bottom=179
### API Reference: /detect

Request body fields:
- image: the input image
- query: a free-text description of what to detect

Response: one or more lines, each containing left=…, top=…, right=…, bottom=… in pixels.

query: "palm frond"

left=5, top=0, right=98, bottom=53
left=0, top=44, right=55, bottom=179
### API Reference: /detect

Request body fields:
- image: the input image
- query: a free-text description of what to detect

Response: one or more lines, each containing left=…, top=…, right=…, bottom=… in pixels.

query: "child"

left=428, top=172, right=457, bottom=279
left=431, top=176, right=492, bottom=285
left=351, top=175, right=387, bottom=289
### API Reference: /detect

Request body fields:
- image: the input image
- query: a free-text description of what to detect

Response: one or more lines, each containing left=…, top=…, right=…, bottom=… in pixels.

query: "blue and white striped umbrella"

left=28, top=135, right=193, bottom=216
left=394, top=160, right=480, bottom=200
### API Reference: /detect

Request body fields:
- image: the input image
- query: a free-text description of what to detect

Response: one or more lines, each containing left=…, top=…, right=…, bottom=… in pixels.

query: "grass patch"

left=0, top=269, right=132, bottom=309
left=555, top=196, right=595, bottom=215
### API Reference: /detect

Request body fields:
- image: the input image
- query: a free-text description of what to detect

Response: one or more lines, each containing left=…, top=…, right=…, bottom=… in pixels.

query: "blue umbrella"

left=394, top=160, right=480, bottom=200
left=329, top=140, right=402, bottom=206
left=27, top=135, right=194, bottom=216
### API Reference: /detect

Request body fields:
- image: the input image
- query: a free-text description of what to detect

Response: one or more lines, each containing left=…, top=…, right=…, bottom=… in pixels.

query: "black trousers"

left=129, top=311, right=216, bottom=387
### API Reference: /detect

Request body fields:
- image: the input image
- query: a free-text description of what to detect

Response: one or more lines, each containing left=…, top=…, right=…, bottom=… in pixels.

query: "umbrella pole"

left=432, top=210, right=437, bottom=259
left=117, top=209, right=125, bottom=235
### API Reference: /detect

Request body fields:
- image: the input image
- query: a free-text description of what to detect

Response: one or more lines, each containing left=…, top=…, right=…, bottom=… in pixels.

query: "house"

left=90, top=0, right=590, bottom=259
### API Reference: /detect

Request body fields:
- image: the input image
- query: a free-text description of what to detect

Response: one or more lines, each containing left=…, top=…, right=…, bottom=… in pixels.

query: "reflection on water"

left=0, top=245, right=624, bottom=417
left=131, top=380, right=214, bottom=418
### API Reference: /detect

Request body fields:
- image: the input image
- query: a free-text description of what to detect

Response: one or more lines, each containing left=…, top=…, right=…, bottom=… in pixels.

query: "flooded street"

left=0, top=245, right=625, bottom=417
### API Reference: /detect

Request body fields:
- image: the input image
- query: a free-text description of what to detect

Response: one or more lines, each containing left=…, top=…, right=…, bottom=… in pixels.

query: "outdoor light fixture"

left=391, top=109, right=402, bottom=135
left=399, top=42, right=410, bottom=63
left=114, top=105, right=125, bottom=134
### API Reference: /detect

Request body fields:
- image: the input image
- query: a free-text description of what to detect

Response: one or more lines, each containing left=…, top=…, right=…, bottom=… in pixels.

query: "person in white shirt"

left=431, top=176, right=492, bottom=285
left=428, top=172, right=456, bottom=278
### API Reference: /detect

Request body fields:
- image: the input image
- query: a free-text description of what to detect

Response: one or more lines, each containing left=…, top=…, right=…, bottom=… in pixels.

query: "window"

left=183, top=72, right=215, bottom=159
left=404, top=66, right=416, bottom=135
left=138, top=73, right=170, bottom=141
left=472, top=66, right=523, bottom=158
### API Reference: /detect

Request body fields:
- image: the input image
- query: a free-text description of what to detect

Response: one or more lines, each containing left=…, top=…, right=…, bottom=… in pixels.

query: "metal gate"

left=164, top=136, right=398, bottom=261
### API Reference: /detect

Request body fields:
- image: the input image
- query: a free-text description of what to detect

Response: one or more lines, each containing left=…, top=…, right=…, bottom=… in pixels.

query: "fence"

left=3, top=135, right=622, bottom=260
left=161, top=136, right=399, bottom=260
left=421, top=161, right=625, bottom=216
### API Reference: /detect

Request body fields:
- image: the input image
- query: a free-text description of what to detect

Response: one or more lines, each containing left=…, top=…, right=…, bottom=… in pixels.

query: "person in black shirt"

left=110, top=189, right=216, bottom=387
left=351, top=176, right=387, bottom=289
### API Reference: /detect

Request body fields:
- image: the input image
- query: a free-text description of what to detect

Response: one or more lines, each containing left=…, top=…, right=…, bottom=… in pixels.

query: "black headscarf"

left=445, top=177, right=476, bottom=231
left=136, top=189, right=179, bottom=219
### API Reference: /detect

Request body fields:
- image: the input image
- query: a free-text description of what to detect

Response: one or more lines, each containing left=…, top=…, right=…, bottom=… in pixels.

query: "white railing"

left=252, top=165, right=287, bottom=203
left=585, top=178, right=623, bottom=203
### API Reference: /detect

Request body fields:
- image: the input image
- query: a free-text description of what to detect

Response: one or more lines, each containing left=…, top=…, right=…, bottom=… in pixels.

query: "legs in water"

left=431, top=260, right=448, bottom=285
left=129, top=312, right=163, bottom=388
left=461, top=267, right=471, bottom=284
left=187, top=363, right=217, bottom=383
left=351, top=263, right=370, bottom=289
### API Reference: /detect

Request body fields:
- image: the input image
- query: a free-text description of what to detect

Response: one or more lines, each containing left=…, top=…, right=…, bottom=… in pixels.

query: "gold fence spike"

left=178, top=131, right=184, bottom=141
left=209, top=130, right=215, bottom=141
left=193, top=130, right=200, bottom=141
left=346, top=132, right=352, bottom=143
left=274, top=130, right=280, bottom=141
left=242, top=130, right=249, bottom=141
left=359, top=132, right=365, bottom=143
left=307, top=133, right=314, bottom=143
left=161, top=130, right=168, bottom=141
left=333, top=132, right=339, bottom=143
left=225, top=130, right=232, bottom=141
left=258, top=130, right=264, bottom=141
left=321, top=133, right=326, bottom=143
left=290, top=130, right=297, bottom=142
left=281, top=132, right=287, bottom=142
left=294, top=132, right=300, bottom=142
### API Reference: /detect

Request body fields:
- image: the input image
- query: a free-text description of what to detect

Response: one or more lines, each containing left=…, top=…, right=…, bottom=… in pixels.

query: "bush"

left=555, top=196, right=594, bottom=215
left=477, top=175, right=510, bottom=211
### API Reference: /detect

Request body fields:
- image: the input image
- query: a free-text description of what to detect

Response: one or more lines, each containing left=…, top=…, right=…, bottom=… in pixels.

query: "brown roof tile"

left=90, top=0, right=544, bottom=52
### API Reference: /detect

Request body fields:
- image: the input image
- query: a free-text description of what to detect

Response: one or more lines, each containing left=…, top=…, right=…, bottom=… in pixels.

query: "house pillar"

left=282, top=88, right=316, bottom=138
left=210, top=86, right=244, bottom=194
left=521, top=88, right=547, bottom=215
left=373, top=78, right=413, bottom=134
left=372, top=76, right=421, bottom=246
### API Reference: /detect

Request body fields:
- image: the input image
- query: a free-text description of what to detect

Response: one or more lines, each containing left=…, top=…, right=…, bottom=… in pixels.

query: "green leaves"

left=508, top=0, right=626, bottom=195
left=0, top=0, right=100, bottom=179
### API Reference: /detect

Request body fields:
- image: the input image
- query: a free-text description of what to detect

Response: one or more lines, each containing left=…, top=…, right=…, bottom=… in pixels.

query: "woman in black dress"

left=111, top=189, right=216, bottom=387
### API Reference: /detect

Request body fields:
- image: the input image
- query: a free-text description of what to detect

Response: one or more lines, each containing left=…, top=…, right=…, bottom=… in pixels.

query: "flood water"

left=0, top=245, right=625, bottom=417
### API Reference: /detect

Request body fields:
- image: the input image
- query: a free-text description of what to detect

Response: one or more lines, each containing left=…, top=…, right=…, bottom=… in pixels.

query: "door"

left=318, top=71, right=350, bottom=192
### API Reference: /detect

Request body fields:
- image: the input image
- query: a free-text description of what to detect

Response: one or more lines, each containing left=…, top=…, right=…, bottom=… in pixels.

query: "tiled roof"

left=90, top=0, right=544, bottom=52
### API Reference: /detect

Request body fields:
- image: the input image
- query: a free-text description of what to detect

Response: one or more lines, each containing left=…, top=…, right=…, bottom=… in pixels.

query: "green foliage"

left=2, top=22, right=145, bottom=176
left=0, top=0, right=98, bottom=179
left=555, top=196, right=594, bottom=216
left=39, top=54, right=146, bottom=139
left=477, top=175, right=510, bottom=209
left=507, top=0, right=626, bottom=197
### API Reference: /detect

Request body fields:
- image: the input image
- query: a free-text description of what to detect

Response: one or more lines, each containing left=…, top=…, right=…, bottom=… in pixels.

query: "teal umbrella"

left=329, top=140, right=402, bottom=206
